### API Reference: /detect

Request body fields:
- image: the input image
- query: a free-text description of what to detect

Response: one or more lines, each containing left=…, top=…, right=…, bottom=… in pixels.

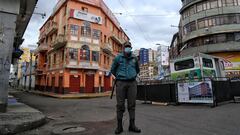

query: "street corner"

left=0, top=99, right=46, bottom=135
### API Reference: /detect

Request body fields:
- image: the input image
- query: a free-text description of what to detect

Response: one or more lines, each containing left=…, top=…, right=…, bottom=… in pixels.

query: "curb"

left=29, top=91, right=111, bottom=99
left=0, top=112, right=46, bottom=135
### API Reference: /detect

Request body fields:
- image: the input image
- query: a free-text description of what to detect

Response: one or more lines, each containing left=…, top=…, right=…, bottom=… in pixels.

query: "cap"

left=123, top=41, right=132, bottom=48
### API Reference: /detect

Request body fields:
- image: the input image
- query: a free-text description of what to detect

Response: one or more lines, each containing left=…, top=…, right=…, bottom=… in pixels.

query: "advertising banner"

left=212, top=52, right=240, bottom=77
left=177, top=81, right=213, bottom=103
left=70, top=9, right=102, bottom=24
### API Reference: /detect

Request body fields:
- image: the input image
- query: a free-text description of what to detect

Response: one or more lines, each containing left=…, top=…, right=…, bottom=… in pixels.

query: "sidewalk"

left=29, top=90, right=112, bottom=99
left=0, top=95, right=46, bottom=135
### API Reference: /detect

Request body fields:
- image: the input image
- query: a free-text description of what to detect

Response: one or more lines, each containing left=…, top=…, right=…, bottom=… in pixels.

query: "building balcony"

left=180, top=0, right=200, bottom=13
left=39, top=33, right=46, bottom=42
left=180, top=41, right=240, bottom=56
left=182, top=24, right=240, bottom=43
left=46, top=22, right=58, bottom=36
left=111, top=34, right=125, bottom=45
left=181, top=6, right=240, bottom=25
left=51, top=34, right=67, bottom=49
left=35, top=44, right=48, bottom=54
left=102, top=43, right=113, bottom=54
left=36, top=68, right=43, bottom=73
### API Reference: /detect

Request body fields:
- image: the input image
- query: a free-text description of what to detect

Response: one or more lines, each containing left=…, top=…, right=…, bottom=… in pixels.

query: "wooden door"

left=69, top=75, right=80, bottom=93
left=104, top=76, right=111, bottom=91
left=59, top=76, right=63, bottom=93
left=52, top=77, right=55, bottom=92
left=85, top=74, right=94, bottom=93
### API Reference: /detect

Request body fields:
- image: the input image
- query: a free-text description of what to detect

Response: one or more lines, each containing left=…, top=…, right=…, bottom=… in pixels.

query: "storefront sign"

left=70, top=70, right=78, bottom=74
left=70, top=9, right=102, bottom=24
left=86, top=71, right=95, bottom=75
left=79, top=62, right=91, bottom=68
left=177, top=81, right=213, bottom=104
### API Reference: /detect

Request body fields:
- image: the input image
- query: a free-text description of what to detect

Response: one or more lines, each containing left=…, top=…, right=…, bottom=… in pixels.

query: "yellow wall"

left=212, top=52, right=240, bottom=70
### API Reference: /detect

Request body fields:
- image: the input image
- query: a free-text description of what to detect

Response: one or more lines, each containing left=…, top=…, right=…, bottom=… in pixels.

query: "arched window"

left=80, top=45, right=90, bottom=61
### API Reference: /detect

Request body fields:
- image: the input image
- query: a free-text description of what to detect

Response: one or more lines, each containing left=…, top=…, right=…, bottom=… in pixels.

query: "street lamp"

left=113, top=12, right=123, bottom=15
left=33, top=12, right=46, bottom=19
left=156, top=43, right=169, bottom=46
left=170, top=25, right=180, bottom=28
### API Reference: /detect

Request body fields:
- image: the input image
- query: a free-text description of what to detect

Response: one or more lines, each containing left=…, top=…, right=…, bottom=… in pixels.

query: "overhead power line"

left=117, top=0, right=154, bottom=46
left=114, top=13, right=178, bottom=17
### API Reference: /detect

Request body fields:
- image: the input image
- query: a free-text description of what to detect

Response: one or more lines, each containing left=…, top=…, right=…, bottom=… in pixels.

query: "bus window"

left=203, top=58, right=213, bottom=68
left=174, top=59, right=194, bottom=71
left=220, top=61, right=225, bottom=70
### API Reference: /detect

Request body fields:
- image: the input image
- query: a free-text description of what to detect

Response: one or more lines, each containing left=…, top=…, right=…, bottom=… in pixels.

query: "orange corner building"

left=35, top=0, right=129, bottom=94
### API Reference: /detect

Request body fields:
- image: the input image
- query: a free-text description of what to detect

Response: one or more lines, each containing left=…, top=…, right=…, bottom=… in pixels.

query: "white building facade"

left=157, top=45, right=170, bottom=79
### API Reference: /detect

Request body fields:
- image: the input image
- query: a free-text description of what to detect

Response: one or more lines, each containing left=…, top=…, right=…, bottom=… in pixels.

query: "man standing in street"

left=110, top=41, right=141, bottom=134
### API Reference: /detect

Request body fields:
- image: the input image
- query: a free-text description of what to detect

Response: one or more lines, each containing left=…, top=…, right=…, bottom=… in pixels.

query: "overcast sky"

left=22, top=0, right=182, bottom=50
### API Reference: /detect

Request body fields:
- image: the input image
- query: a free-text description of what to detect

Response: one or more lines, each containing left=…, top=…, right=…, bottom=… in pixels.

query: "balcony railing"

left=52, top=34, right=67, bottom=48
left=102, top=43, right=113, bottom=54
left=39, top=33, right=46, bottom=41
left=35, top=44, right=48, bottom=54
left=111, top=34, right=125, bottom=45
left=46, top=22, right=58, bottom=35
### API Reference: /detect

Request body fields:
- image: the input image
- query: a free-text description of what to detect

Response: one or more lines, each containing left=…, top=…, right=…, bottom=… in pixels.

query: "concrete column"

left=0, top=12, right=17, bottom=112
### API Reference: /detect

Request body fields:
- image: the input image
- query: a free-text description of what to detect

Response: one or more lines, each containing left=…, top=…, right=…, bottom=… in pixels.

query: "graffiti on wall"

left=0, top=57, right=10, bottom=73
left=0, top=23, right=4, bottom=43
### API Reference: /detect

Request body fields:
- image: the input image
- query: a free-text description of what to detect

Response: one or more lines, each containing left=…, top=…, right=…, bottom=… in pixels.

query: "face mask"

left=124, top=47, right=132, bottom=53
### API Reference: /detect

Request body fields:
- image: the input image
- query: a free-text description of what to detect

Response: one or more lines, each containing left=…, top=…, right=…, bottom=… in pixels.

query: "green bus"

left=170, top=53, right=225, bottom=81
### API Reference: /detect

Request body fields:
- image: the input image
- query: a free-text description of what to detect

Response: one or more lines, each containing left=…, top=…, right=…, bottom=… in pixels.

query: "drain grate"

left=52, top=125, right=86, bottom=135
left=62, top=126, right=85, bottom=133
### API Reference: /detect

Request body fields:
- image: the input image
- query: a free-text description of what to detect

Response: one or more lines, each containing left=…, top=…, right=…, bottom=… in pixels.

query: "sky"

left=22, top=0, right=182, bottom=50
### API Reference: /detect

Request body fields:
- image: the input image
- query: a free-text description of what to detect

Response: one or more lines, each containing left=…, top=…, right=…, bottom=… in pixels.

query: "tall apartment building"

left=137, top=48, right=158, bottom=80
left=139, top=48, right=149, bottom=65
left=148, top=48, right=157, bottom=63
left=139, top=63, right=157, bottom=81
left=35, top=0, right=129, bottom=94
left=170, top=0, right=240, bottom=78
left=133, top=49, right=140, bottom=58
left=139, top=48, right=157, bottom=65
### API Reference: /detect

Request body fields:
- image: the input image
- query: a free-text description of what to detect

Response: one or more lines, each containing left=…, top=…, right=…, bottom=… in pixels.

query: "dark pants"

left=116, top=80, right=137, bottom=120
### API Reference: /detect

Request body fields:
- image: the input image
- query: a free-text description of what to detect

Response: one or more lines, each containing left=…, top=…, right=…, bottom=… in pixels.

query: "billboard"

left=177, top=81, right=213, bottom=103
left=212, top=52, right=240, bottom=77
left=159, top=46, right=169, bottom=66
left=70, top=9, right=102, bottom=24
